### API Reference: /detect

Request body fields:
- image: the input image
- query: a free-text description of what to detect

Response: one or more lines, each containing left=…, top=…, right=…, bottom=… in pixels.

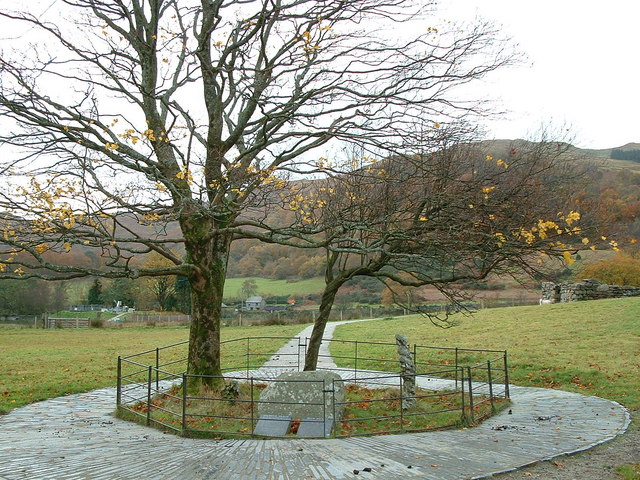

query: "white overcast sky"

left=440, top=0, right=640, bottom=149
left=2, top=0, right=638, bottom=150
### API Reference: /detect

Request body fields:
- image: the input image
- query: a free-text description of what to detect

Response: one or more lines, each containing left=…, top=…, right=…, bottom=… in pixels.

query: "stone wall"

left=541, top=279, right=640, bottom=303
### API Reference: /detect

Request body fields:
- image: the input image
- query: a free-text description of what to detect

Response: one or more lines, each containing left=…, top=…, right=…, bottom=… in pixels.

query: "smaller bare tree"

left=301, top=136, right=598, bottom=370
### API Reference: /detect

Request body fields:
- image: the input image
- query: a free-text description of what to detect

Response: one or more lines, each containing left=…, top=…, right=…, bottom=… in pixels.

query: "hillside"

left=2, top=139, right=639, bottom=285
left=475, top=139, right=640, bottom=171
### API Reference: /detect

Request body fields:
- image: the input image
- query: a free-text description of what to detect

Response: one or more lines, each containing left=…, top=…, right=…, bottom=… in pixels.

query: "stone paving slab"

left=1, top=382, right=627, bottom=480
left=0, top=320, right=631, bottom=479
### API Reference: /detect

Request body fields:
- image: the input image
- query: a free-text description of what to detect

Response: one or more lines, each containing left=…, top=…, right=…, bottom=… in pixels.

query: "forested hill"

left=478, top=139, right=640, bottom=166
left=116, top=139, right=640, bottom=282
left=2, top=140, right=639, bottom=282
left=229, top=139, right=640, bottom=280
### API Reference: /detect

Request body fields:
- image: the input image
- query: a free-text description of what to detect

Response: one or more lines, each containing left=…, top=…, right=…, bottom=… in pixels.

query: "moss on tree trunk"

left=182, top=213, right=231, bottom=390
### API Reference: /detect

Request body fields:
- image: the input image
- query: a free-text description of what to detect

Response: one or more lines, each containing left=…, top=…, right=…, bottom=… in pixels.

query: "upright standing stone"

left=395, top=334, right=416, bottom=410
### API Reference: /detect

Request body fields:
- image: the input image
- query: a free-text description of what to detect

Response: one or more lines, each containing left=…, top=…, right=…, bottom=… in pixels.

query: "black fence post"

left=487, top=360, right=494, bottom=412
left=467, top=366, right=474, bottom=424
left=460, top=366, right=466, bottom=424
left=146, top=365, right=152, bottom=426
left=250, top=377, right=255, bottom=437
left=332, top=379, right=337, bottom=436
left=412, top=344, right=417, bottom=370
left=399, top=374, right=404, bottom=432
left=246, top=337, right=250, bottom=378
left=354, top=341, right=358, bottom=383
left=455, top=347, right=459, bottom=390
left=503, top=352, right=510, bottom=398
left=116, top=356, right=122, bottom=408
left=155, top=347, right=159, bottom=391
left=323, top=379, right=327, bottom=436
left=181, top=373, right=188, bottom=435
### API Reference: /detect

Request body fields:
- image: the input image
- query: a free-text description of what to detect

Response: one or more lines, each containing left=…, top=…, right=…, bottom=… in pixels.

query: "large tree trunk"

left=303, top=278, right=344, bottom=371
left=182, top=215, right=232, bottom=390
left=186, top=259, right=226, bottom=389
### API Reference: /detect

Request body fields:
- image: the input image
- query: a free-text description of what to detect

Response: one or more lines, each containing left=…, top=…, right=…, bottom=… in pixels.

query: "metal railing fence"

left=117, top=336, right=509, bottom=438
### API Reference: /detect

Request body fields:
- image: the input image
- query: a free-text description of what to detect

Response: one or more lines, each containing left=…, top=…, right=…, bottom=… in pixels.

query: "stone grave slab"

left=258, top=371, right=345, bottom=436
left=297, top=417, right=334, bottom=438
left=252, top=415, right=292, bottom=437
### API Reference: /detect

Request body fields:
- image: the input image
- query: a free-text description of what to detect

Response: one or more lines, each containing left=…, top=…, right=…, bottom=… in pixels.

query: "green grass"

left=3, top=296, right=639, bottom=421
left=0, top=323, right=307, bottom=414
left=332, top=297, right=640, bottom=411
left=224, top=276, right=324, bottom=298
left=616, top=463, right=640, bottom=480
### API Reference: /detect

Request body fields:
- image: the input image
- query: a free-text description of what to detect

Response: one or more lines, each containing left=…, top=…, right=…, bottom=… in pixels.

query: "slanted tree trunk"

left=304, top=252, right=383, bottom=371
left=303, top=276, right=345, bottom=371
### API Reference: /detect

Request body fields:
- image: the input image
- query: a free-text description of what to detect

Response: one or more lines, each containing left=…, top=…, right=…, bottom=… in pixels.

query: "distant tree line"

left=578, top=252, right=640, bottom=287
left=0, top=275, right=192, bottom=316
left=611, top=149, right=640, bottom=162
left=91, top=276, right=191, bottom=314
left=0, top=279, right=67, bottom=315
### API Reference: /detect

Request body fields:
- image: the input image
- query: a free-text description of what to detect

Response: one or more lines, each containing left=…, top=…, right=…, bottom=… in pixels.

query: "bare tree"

left=301, top=136, right=596, bottom=370
left=140, top=251, right=177, bottom=310
left=240, top=278, right=258, bottom=299
left=0, top=0, right=513, bottom=387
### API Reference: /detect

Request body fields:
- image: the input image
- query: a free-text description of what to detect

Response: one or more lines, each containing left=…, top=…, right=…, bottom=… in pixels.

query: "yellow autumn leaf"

left=35, top=244, right=49, bottom=254
left=562, top=251, right=575, bottom=264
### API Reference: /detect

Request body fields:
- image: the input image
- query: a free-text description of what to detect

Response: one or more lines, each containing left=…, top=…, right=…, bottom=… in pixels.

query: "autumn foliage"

left=578, top=253, right=640, bottom=287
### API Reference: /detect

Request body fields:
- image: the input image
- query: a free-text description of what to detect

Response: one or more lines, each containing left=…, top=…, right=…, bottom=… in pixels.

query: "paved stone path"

left=0, top=321, right=630, bottom=480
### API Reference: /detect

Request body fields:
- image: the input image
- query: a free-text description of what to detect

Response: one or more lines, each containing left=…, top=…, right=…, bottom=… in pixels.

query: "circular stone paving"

left=0, top=383, right=630, bottom=479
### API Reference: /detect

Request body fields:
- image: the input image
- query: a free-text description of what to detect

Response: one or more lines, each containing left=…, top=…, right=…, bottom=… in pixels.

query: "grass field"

left=2, top=297, right=639, bottom=418
left=0, top=323, right=307, bottom=414
left=332, top=297, right=640, bottom=412
left=223, top=276, right=325, bottom=298
left=59, top=276, right=326, bottom=305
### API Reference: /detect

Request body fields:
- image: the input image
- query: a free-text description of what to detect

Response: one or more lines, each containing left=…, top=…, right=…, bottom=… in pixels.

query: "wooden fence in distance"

left=47, top=317, right=90, bottom=329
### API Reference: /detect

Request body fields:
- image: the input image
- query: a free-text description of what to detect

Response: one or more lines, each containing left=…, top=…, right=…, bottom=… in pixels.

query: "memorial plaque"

left=296, top=417, right=334, bottom=438
left=252, top=415, right=292, bottom=437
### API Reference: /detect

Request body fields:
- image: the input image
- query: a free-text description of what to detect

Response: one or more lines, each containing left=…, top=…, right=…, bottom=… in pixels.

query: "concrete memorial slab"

left=252, top=414, right=292, bottom=437
left=258, top=371, right=345, bottom=425
left=297, top=417, right=334, bottom=438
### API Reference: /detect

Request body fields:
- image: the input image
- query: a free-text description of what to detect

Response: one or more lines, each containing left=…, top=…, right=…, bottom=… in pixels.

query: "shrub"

left=578, top=254, right=640, bottom=286
left=90, top=319, right=104, bottom=328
